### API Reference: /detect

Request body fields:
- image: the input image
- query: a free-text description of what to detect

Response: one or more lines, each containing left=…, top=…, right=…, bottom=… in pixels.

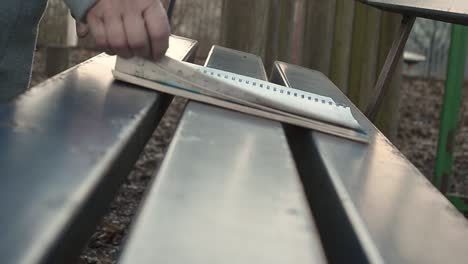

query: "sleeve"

left=63, top=0, right=98, bottom=22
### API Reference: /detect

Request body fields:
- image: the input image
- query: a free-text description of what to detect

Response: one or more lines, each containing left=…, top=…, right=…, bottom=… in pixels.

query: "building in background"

left=405, top=18, right=468, bottom=79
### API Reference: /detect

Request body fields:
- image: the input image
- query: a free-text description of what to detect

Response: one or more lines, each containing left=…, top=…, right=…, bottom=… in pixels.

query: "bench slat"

left=272, top=61, right=468, bottom=264
left=119, top=46, right=326, bottom=264
left=0, top=36, right=197, bottom=264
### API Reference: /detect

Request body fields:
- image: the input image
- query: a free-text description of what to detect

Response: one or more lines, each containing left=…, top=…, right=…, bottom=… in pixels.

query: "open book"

left=113, top=56, right=367, bottom=143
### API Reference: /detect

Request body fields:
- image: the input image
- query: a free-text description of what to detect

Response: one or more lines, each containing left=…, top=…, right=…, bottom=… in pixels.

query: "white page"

left=115, top=57, right=362, bottom=131
left=189, top=64, right=361, bottom=130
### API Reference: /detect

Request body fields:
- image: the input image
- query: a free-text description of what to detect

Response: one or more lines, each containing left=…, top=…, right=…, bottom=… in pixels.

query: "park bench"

left=358, top=0, right=468, bottom=210
left=360, top=0, right=468, bottom=26
left=1, top=1, right=468, bottom=264
left=117, top=1, right=468, bottom=263
left=358, top=0, right=468, bottom=120
left=116, top=45, right=468, bottom=263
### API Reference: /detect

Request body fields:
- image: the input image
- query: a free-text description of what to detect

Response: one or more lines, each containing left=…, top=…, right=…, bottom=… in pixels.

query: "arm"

left=66, top=0, right=170, bottom=60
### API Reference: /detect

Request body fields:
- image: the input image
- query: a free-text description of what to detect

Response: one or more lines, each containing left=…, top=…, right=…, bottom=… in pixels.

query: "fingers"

left=88, top=15, right=132, bottom=58
left=88, top=16, right=113, bottom=55
left=104, top=16, right=132, bottom=58
left=76, top=22, right=89, bottom=38
left=86, top=0, right=170, bottom=60
left=123, top=14, right=150, bottom=58
left=143, top=3, right=170, bottom=60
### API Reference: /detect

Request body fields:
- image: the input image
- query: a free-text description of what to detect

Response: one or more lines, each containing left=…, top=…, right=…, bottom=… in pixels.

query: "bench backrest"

left=359, top=0, right=468, bottom=25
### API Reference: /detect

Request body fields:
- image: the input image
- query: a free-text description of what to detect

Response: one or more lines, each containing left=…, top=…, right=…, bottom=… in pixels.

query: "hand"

left=77, top=0, right=170, bottom=61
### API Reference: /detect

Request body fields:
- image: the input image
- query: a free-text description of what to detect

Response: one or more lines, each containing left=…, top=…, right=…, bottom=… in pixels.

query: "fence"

left=405, top=19, right=468, bottom=79
left=37, top=0, right=76, bottom=47
left=38, top=1, right=468, bottom=80
left=170, top=0, right=223, bottom=58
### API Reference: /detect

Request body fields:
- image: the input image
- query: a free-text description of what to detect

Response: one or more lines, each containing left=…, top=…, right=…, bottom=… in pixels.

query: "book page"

left=115, top=56, right=362, bottom=132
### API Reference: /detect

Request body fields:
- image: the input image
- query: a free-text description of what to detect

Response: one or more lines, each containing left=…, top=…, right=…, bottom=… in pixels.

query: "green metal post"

left=434, top=25, right=467, bottom=195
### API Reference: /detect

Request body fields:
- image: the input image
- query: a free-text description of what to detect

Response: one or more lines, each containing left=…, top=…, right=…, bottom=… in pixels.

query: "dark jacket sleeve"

left=63, top=0, right=97, bottom=21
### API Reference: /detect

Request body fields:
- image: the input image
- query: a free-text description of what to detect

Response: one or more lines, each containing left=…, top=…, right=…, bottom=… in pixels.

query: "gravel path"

left=30, top=49, right=468, bottom=263
left=395, top=78, right=468, bottom=195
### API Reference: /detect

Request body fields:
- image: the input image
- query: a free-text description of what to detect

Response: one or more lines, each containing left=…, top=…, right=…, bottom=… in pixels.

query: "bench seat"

left=118, top=46, right=326, bottom=264
left=0, top=36, right=197, bottom=264
left=271, top=61, right=468, bottom=263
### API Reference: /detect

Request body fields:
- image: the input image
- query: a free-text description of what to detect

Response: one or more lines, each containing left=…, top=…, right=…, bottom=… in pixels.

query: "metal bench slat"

left=118, top=47, right=326, bottom=264
left=0, top=36, right=197, bottom=264
left=272, top=61, right=468, bottom=264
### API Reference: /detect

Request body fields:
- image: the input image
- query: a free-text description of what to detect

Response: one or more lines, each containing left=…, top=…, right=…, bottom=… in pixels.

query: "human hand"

left=76, top=0, right=170, bottom=60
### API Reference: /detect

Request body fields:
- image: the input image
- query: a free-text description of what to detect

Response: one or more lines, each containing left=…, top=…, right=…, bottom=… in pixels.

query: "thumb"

left=76, top=22, right=90, bottom=38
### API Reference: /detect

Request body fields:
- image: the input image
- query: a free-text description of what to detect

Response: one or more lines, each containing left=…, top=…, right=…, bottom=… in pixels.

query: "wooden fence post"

left=220, top=0, right=271, bottom=59
left=38, top=0, right=77, bottom=77
left=374, top=12, right=403, bottom=139
left=264, top=0, right=295, bottom=72
left=329, top=0, right=355, bottom=93
left=302, top=0, right=337, bottom=75
left=347, top=2, right=382, bottom=110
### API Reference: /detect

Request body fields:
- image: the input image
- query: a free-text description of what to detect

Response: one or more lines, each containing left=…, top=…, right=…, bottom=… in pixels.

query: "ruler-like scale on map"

left=113, top=56, right=368, bottom=143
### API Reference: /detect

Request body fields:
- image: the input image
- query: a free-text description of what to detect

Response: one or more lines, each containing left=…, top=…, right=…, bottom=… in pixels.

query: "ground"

left=30, top=48, right=468, bottom=264
left=395, top=78, right=468, bottom=195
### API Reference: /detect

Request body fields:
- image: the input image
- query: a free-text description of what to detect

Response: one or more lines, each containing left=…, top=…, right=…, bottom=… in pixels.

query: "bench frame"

left=359, top=1, right=468, bottom=212
left=360, top=0, right=468, bottom=119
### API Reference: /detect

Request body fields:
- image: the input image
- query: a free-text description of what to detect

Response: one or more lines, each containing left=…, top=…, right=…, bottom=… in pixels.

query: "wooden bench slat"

left=0, top=36, right=197, bottom=264
left=360, top=0, right=468, bottom=25
left=272, top=61, right=468, bottom=264
left=118, top=46, right=326, bottom=264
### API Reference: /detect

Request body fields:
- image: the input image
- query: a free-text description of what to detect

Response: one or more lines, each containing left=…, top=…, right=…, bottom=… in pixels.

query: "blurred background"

left=32, top=1, right=467, bottom=263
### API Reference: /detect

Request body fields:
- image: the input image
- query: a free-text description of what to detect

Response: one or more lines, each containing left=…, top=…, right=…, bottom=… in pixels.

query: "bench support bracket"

left=365, top=15, right=416, bottom=120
